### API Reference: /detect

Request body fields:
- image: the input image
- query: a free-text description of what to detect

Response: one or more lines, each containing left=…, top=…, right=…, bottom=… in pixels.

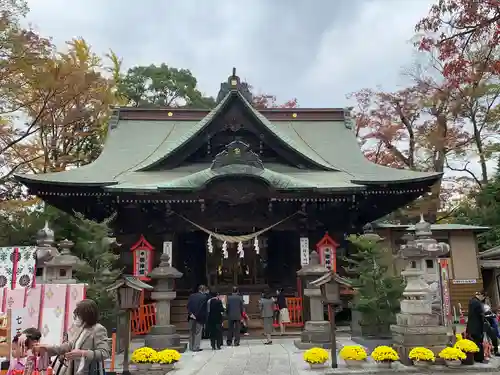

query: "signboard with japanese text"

left=300, top=237, right=310, bottom=266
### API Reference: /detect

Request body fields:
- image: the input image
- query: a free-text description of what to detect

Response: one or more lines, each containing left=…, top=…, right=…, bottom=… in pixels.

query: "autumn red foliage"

left=253, top=94, right=298, bottom=109
left=415, top=0, right=500, bottom=84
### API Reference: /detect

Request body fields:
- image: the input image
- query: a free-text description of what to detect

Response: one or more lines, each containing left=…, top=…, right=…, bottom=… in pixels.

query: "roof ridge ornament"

left=343, top=107, right=354, bottom=129
left=210, top=140, right=264, bottom=171
left=216, top=68, right=253, bottom=104
left=108, top=108, right=120, bottom=131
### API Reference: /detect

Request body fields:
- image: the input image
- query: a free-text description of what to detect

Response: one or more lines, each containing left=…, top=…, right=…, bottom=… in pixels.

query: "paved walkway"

left=110, top=337, right=500, bottom=375
left=112, top=338, right=351, bottom=375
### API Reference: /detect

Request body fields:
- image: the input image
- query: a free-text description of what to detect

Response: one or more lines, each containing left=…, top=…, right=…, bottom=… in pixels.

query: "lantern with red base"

left=131, top=234, right=155, bottom=281
left=316, top=233, right=339, bottom=272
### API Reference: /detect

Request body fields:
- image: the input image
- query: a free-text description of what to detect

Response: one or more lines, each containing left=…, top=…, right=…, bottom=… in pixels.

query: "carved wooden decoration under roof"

left=205, top=141, right=269, bottom=205
left=211, top=140, right=264, bottom=170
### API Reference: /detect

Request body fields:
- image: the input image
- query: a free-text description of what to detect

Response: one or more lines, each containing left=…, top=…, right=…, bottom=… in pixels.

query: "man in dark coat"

left=467, top=291, right=486, bottom=362
left=187, top=285, right=208, bottom=352
left=226, top=286, right=244, bottom=346
left=206, top=291, right=224, bottom=350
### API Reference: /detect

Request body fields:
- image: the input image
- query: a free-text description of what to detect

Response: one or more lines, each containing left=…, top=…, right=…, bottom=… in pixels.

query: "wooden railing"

left=132, top=296, right=304, bottom=335
left=273, top=297, right=303, bottom=327
left=131, top=303, right=156, bottom=335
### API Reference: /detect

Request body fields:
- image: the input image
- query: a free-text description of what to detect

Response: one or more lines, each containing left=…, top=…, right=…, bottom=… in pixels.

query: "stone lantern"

left=144, top=253, right=186, bottom=352
left=294, top=251, right=332, bottom=349
left=43, top=238, right=85, bottom=284
left=390, top=215, right=451, bottom=365
left=360, top=222, right=383, bottom=243
left=35, top=222, right=58, bottom=282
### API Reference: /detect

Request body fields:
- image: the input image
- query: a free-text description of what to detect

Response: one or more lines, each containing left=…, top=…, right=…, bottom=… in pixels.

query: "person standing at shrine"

left=226, top=286, right=244, bottom=346
left=187, top=285, right=209, bottom=352
left=276, top=288, right=290, bottom=335
left=467, top=291, right=486, bottom=362
left=484, top=303, right=500, bottom=356
left=206, top=291, right=224, bottom=350
left=259, top=291, right=274, bottom=345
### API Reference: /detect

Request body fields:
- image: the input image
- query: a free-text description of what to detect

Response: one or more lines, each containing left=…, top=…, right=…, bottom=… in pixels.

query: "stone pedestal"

left=144, top=253, right=186, bottom=353
left=294, top=251, right=332, bottom=349
left=391, top=310, right=448, bottom=365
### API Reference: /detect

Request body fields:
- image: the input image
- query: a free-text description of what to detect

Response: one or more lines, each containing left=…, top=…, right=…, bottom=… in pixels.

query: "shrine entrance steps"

left=132, top=296, right=304, bottom=336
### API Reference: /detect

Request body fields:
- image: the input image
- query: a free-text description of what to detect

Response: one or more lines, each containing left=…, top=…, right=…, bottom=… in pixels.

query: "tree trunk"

left=471, top=114, right=489, bottom=185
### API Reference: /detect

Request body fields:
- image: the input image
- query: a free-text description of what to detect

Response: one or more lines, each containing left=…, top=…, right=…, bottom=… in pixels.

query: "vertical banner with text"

left=439, top=258, right=452, bottom=326
left=300, top=237, right=310, bottom=266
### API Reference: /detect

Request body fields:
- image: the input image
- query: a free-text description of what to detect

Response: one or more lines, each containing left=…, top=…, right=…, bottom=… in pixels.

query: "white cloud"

left=302, top=0, right=435, bottom=106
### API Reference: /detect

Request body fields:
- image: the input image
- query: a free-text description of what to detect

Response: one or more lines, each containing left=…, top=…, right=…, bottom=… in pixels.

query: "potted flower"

left=371, top=345, right=399, bottom=368
left=156, top=349, right=181, bottom=371
left=408, top=347, right=435, bottom=367
left=439, top=347, right=466, bottom=367
left=454, top=339, right=479, bottom=365
left=303, top=347, right=329, bottom=369
left=339, top=345, right=367, bottom=368
left=131, top=347, right=159, bottom=371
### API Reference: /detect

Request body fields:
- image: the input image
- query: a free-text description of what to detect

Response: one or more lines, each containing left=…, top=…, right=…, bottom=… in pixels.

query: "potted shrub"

left=454, top=339, right=479, bottom=365
left=439, top=347, right=466, bottom=367
left=339, top=345, right=367, bottom=368
left=131, top=347, right=159, bottom=371
left=156, top=349, right=181, bottom=372
left=371, top=345, right=399, bottom=368
left=408, top=347, right=435, bottom=367
left=303, top=347, right=329, bottom=369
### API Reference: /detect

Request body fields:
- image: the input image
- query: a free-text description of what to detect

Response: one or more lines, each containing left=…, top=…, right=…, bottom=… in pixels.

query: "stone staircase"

left=171, top=297, right=190, bottom=333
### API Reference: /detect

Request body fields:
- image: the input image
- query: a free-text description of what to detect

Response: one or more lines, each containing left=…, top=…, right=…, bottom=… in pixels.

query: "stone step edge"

left=324, top=364, right=500, bottom=374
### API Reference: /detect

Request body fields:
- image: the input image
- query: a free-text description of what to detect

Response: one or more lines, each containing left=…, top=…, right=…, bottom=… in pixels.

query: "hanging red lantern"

left=316, top=233, right=339, bottom=272
left=130, top=234, right=155, bottom=281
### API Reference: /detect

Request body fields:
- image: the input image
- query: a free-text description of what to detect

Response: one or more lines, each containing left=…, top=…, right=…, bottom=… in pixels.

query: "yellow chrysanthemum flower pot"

left=371, top=345, right=399, bottom=368
left=303, top=347, right=329, bottom=368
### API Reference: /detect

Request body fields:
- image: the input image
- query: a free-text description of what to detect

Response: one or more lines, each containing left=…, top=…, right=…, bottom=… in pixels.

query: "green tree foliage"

left=117, top=64, right=215, bottom=108
left=70, top=212, right=121, bottom=329
left=452, top=159, right=500, bottom=251
left=345, top=234, right=404, bottom=332
left=0, top=206, right=121, bottom=329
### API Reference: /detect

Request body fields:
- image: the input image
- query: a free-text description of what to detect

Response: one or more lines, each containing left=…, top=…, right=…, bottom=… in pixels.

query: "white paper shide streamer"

left=254, top=236, right=260, bottom=254
left=222, top=241, right=228, bottom=259
left=237, top=241, right=244, bottom=258
left=207, top=234, right=213, bottom=253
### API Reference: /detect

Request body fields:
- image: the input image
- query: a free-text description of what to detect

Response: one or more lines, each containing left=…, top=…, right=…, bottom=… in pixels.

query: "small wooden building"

left=374, top=223, right=489, bottom=315
left=16, top=70, right=442, bottom=330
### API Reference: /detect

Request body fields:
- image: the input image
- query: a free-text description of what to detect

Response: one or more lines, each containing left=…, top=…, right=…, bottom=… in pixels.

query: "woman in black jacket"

left=206, top=291, right=225, bottom=350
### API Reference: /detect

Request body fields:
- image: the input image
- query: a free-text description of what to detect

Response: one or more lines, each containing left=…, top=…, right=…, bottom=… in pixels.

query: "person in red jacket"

left=241, top=311, right=250, bottom=336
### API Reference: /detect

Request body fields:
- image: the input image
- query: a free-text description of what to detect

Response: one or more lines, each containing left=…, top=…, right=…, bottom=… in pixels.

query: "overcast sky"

left=25, top=0, right=434, bottom=107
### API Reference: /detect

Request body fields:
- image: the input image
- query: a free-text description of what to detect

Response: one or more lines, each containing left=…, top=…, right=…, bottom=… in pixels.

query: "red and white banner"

left=0, top=284, right=86, bottom=345
left=439, top=259, right=452, bottom=326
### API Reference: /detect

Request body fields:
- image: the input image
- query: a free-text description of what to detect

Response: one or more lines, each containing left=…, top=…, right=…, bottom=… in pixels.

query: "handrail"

left=131, top=303, right=156, bottom=335
left=273, top=297, right=303, bottom=327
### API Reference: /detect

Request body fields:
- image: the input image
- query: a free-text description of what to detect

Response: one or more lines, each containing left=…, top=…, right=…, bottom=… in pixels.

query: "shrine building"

left=16, top=70, right=442, bottom=331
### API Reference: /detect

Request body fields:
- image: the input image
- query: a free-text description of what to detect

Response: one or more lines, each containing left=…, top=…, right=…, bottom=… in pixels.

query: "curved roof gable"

left=136, top=91, right=339, bottom=172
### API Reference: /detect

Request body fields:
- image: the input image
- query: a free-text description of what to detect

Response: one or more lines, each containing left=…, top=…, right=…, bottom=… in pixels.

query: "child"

left=241, top=311, right=249, bottom=336
left=8, top=328, right=42, bottom=375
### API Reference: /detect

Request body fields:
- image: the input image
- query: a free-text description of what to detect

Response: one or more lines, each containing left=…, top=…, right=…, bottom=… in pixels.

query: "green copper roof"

left=15, top=90, right=441, bottom=190
left=105, top=163, right=365, bottom=192
left=373, top=223, right=489, bottom=231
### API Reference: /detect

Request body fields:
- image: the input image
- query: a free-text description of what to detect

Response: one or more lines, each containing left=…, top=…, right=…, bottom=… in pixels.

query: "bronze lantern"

left=310, top=272, right=351, bottom=368
left=107, top=275, right=153, bottom=310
